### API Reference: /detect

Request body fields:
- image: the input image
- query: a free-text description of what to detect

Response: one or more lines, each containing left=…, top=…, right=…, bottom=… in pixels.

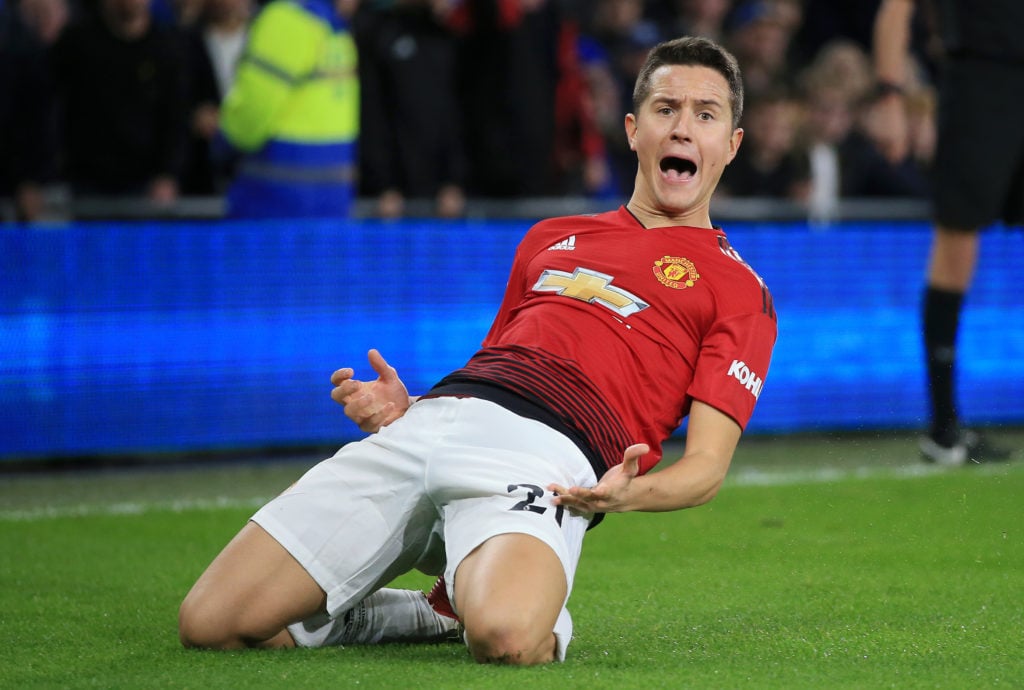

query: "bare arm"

left=874, top=0, right=915, bottom=87
left=549, top=400, right=742, bottom=513
left=330, top=349, right=417, bottom=433
left=871, top=0, right=916, bottom=162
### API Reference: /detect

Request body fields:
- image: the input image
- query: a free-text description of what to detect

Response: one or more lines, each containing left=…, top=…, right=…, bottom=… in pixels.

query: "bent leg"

left=454, top=533, right=567, bottom=665
left=426, top=397, right=597, bottom=663
left=179, top=521, right=326, bottom=649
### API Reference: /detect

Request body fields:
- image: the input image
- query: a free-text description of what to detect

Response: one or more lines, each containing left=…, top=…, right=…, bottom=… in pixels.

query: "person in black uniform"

left=873, top=0, right=1019, bottom=465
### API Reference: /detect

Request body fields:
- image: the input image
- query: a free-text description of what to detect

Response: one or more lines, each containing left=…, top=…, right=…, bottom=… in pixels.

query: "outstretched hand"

left=330, top=349, right=410, bottom=433
left=549, top=443, right=650, bottom=514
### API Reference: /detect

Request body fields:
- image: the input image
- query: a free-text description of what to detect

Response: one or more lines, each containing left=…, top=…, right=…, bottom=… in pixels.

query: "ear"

left=624, top=113, right=638, bottom=151
left=726, top=127, right=744, bottom=164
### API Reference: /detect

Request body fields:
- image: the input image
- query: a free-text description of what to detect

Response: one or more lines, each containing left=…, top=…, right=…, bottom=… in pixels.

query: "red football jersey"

left=437, top=206, right=777, bottom=475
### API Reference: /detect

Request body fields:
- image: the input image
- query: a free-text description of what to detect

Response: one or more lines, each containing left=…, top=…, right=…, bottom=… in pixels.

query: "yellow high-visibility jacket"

left=219, top=0, right=358, bottom=217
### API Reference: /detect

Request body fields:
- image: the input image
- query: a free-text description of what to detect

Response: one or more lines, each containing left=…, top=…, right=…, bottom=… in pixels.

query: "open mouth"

left=660, top=156, right=697, bottom=181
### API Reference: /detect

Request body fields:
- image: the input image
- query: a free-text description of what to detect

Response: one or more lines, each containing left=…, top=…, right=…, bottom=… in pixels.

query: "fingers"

left=366, top=349, right=397, bottom=382
left=621, top=443, right=649, bottom=478
left=548, top=484, right=605, bottom=516
left=330, top=367, right=354, bottom=387
left=329, top=348, right=393, bottom=388
left=549, top=481, right=606, bottom=504
left=330, top=376, right=360, bottom=405
left=548, top=442, right=650, bottom=514
left=330, top=350, right=407, bottom=433
left=549, top=483, right=588, bottom=503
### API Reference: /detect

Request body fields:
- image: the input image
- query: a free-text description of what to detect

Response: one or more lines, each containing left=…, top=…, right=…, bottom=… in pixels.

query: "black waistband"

left=422, top=381, right=602, bottom=471
left=421, top=380, right=607, bottom=528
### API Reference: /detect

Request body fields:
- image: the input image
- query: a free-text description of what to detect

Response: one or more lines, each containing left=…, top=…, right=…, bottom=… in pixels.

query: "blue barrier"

left=1, top=217, right=1021, bottom=460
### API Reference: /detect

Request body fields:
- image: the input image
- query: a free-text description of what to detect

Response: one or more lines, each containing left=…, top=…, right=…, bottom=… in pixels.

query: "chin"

left=656, top=189, right=701, bottom=214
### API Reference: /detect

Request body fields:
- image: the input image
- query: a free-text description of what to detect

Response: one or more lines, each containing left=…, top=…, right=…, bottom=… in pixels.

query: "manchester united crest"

left=653, top=256, right=699, bottom=289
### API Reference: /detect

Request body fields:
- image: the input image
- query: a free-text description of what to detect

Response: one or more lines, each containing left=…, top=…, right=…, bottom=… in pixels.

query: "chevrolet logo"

left=533, top=267, right=649, bottom=317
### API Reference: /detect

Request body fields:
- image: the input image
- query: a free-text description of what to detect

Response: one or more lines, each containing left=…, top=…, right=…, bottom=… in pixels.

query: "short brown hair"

left=632, top=36, right=745, bottom=128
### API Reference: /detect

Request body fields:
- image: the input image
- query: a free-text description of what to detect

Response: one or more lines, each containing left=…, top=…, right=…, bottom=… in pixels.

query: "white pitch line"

left=736, top=459, right=1017, bottom=487
left=0, top=495, right=271, bottom=523
left=0, top=462, right=1015, bottom=523
left=726, top=462, right=951, bottom=487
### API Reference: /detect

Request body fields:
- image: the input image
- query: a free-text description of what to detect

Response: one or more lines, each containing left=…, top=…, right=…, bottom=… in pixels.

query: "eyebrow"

left=652, top=96, right=723, bottom=110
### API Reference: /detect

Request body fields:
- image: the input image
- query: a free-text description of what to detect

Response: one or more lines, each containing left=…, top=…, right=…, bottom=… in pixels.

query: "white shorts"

left=251, top=396, right=597, bottom=659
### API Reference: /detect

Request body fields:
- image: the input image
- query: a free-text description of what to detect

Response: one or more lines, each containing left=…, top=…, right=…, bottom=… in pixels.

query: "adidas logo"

left=547, top=235, right=576, bottom=251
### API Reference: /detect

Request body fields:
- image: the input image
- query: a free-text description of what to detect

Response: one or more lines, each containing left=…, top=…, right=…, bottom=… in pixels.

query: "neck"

left=625, top=198, right=712, bottom=230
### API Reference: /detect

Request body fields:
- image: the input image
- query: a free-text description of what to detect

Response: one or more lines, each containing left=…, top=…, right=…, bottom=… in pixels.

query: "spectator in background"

left=149, top=0, right=205, bottom=26
left=452, top=0, right=603, bottom=198
left=859, top=68, right=936, bottom=177
left=217, top=0, right=360, bottom=218
left=356, top=0, right=466, bottom=219
left=179, top=0, right=251, bottom=195
left=577, top=29, right=627, bottom=197
left=718, top=86, right=808, bottom=200
left=797, top=75, right=847, bottom=221
left=723, top=0, right=798, bottom=99
left=808, top=38, right=932, bottom=197
left=581, top=0, right=663, bottom=197
left=658, top=0, right=733, bottom=43
left=550, top=7, right=612, bottom=198
left=198, top=0, right=249, bottom=93
left=790, top=0, right=882, bottom=70
left=797, top=38, right=929, bottom=222
left=0, top=0, right=66, bottom=222
left=14, top=0, right=68, bottom=41
left=811, top=38, right=875, bottom=103
left=584, top=0, right=661, bottom=114
left=768, top=0, right=801, bottom=36
left=50, top=0, right=189, bottom=209
left=873, top=0, right=1017, bottom=464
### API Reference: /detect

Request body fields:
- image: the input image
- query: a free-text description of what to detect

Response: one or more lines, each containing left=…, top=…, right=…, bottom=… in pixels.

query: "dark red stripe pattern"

left=437, top=344, right=634, bottom=475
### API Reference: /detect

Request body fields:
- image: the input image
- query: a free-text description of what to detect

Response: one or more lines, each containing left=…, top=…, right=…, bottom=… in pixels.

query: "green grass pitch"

left=2, top=429, right=1022, bottom=689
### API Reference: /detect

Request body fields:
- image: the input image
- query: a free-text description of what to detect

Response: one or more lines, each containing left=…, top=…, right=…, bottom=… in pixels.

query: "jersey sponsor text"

left=728, top=359, right=764, bottom=399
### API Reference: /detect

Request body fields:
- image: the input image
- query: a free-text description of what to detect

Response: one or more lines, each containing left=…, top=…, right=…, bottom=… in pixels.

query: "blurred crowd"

left=0, top=0, right=939, bottom=221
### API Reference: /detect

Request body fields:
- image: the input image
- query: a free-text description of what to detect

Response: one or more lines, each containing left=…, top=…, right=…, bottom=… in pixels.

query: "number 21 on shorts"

left=506, top=483, right=565, bottom=526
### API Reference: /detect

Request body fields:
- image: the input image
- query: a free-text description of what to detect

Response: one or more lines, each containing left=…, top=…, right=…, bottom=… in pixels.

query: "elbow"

left=690, top=491, right=717, bottom=508
left=686, top=478, right=725, bottom=508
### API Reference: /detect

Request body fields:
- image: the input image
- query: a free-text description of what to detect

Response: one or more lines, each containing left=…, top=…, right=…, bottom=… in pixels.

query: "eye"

left=698, top=112, right=714, bottom=121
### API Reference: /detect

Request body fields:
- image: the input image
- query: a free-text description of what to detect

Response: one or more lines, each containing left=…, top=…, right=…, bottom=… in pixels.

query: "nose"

left=670, top=113, right=692, bottom=141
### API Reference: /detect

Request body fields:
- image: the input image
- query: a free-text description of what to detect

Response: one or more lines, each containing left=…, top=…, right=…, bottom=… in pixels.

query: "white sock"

left=288, top=588, right=459, bottom=648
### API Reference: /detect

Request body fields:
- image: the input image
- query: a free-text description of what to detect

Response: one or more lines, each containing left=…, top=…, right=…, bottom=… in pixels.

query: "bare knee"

left=453, top=533, right=566, bottom=665
left=178, top=598, right=228, bottom=649
left=177, top=521, right=321, bottom=650
left=178, top=588, right=294, bottom=650
left=463, top=618, right=556, bottom=665
left=178, top=591, right=245, bottom=650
